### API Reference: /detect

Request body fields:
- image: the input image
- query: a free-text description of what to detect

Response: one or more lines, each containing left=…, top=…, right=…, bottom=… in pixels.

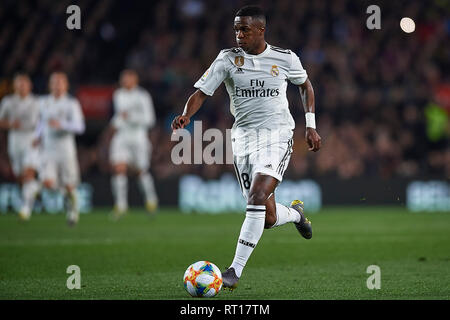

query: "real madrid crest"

left=235, top=56, right=244, bottom=67
left=271, top=65, right=279, bottom=77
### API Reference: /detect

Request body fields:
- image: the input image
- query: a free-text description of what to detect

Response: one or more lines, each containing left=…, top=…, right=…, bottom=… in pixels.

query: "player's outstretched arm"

left=299, top=78, right=321, bottom=152
left=0, top=119, right=20, bottom=130
left=171, top=89, right=208, bottom=131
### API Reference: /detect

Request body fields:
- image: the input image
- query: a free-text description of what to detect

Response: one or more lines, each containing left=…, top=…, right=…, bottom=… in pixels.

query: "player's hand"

left=49, top=119, right=61, bottom=129
left=305, top=127, right=321, bottom=152
left=32, top=138, right=40, bottom=147
left=109, top=125, right=117, bottom=135
left=171, top=115, right=190, bottom=131
left=121, top=111, right=128, bottom=120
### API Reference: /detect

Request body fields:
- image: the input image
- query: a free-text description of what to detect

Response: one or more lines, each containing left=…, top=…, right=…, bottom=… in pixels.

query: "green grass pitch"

left=0, top=206, right=449, bottom=300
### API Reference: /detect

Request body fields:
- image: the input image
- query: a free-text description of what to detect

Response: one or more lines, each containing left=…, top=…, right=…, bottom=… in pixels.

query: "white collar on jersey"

left=50, top=93, right=68, bottom=102
left=242, top=42, right=270, bottom=58
left=122, top=86, right=139, bottom=92
left=14, top=93, right=32, bottom=101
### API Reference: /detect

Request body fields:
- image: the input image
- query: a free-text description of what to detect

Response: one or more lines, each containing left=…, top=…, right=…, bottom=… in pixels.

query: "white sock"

left=21, top=180, right=40, bottom=216
left=138, top=172, right=158, bottom=203
left=112, top=174, right=128, bottom=211
left=230, top=204, right=266, bottom=278
left=67, top=188, right=79, bottom=220
left=271, top=203, right=301, bottom=228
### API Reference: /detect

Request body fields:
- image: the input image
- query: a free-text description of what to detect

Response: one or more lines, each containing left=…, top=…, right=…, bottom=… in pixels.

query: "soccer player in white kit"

left=109, top=69, right=158, bottom=218
left=0, top=73, right=41, bottom=221
left=172, top=6, right=321, bottom=289
left=36, top=72, right=85, bottom=226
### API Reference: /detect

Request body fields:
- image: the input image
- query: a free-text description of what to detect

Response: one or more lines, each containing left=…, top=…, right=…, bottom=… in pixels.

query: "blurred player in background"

left=172, top=6, right=321, bottom=289
left=109, top=69, right=158, bottom=219
left=35, top=72, right=85, bottom=226
left=0, top=73, right=41, bottom=221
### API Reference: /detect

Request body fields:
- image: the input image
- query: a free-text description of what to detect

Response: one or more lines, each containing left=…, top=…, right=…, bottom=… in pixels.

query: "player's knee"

left=113, top=163, right=127, bottom=175
left=22, top=169, right=36, bottom=182
left=43, top=180, right=55, bottom=190
left=137, top=170, right=146, bottom=177
left=247, top=191, right=268, bottom=206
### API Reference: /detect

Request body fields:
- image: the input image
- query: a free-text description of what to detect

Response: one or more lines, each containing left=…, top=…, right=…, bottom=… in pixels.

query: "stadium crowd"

left=0, top=0, right=449, bottom=182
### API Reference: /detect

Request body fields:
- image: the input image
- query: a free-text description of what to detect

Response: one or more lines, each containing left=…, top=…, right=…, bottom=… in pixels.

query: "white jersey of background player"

left=172, top=6, right=321, bottom=289
left=0, top=74, right=41, bottom=221
left=109, top=69, right=158, bottom=218
left=36, top=72, right=85, bottom=226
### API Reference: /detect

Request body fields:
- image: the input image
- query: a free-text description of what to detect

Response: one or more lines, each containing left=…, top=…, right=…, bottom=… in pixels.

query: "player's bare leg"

left=137, top=170, right=158, bottom=215
left=18, top=168, right=40, bottom=221
left=111, top=163, right=128, bottom=220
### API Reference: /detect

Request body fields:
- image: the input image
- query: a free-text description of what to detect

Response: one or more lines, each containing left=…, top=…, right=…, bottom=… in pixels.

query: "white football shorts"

left=232, top=137, right=293, bottom=199
left=8, top=146, right=40, bottom=177
left=110, top=133, right=151, bottom=171
left=40, top=152, right=80, bottom=187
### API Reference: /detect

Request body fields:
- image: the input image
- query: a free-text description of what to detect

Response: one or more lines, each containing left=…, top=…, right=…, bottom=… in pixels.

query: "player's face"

left=13, top=76, right=32, bottom=97
left=233, top=16, right=264, bottom=53
left=120, top=73, right=138, bottom=90
left=49, top=73, right=69, bottom=97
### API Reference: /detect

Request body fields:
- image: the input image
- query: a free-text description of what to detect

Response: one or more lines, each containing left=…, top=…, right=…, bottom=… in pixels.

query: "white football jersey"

left=111, top=86, right=156, bottom=138
left=194, top=43, right=308, bottom=155
left=38, top=94, right=85, bottom=157
left=0, top=94, right=40, bottom=154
